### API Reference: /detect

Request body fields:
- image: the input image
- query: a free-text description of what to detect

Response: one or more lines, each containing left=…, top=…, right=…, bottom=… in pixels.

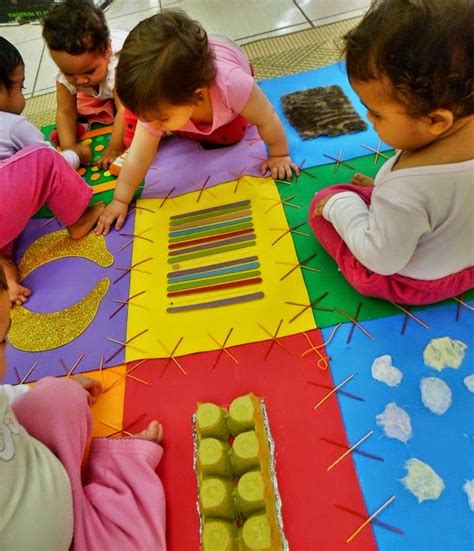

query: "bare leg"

left=0, top=254, right=31, bottom=305
left=68, top=202, right=105, bottom=239
left=350, top=173, right=374, bottom=187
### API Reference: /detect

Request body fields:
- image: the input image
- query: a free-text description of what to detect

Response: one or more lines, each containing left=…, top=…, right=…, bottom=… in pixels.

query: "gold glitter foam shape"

left=19, top=230, right=113, bottom=280
left=9, top=278, right=110, bottom=352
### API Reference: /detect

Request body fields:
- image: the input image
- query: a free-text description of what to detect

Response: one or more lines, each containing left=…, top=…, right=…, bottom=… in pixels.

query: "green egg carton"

left=193, top=393, right=287, bottom=551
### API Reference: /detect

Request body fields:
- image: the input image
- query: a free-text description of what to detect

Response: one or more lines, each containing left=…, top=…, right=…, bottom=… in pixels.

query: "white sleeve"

left=60, top=149, right=80, bottom=169
left=1, top=384, right=30, bottom=404
left=322, top=187, right=430, bottom=275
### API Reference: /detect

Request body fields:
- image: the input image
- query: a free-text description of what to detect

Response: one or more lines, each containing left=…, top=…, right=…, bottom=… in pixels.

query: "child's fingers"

left=260, top=161, right=269, bottom=176
left=115, top=213, right=126, bottom=231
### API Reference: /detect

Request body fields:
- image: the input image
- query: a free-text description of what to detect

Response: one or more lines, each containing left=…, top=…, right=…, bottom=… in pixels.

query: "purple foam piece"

left=142, top=124, right=266, bottom=198
left=4, top=214, right=135, bottom=384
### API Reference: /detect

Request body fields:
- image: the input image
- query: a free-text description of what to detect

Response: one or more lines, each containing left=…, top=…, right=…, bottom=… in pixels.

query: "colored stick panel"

left=169, top=219, right=253, bottom=241
left=169, top=228, right=255, bottom=251
left=169, top=233, right=256, bottom=257
left=170, top=204, right=252, bottom=227
left=168, top=277, right=263, bottom=298
left=170, top=199, right=250, bottom=221
left=167, top=256, right=259, bottom=278
left=168, top=262, right=260, bottom=283
left=170, top=209, right=252, bottom=230
left=169, top=217, right=253, bottom=238
left=166, top=292, right=264, bottom=313
left=168, top=270, right=261, bottom=291
left=168, top=241, right=257, bottom=264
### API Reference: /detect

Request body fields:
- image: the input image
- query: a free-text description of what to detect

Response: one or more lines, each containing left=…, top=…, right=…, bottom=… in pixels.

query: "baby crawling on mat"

left=0, top=264, right=167, bottom=550
left=310, top=0, right=473, bottom=305
left=95, top=9, right=299, bottom=236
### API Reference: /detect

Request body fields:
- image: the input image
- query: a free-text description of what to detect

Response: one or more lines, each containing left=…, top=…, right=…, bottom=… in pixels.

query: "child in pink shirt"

left=0, top=37, right=103, bottom=305
left=0, top=266, right=167, bottom=550
left=95, top=10, right=298, bottom=235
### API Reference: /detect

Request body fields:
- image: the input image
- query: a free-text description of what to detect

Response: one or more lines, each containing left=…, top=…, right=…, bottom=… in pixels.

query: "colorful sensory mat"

left=8, top=61, right=473, bottom=550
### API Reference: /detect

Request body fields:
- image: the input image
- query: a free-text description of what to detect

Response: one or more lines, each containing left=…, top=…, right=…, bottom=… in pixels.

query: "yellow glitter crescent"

left=19, top=230, right=114, bottom=279
left=9, top=278, right=110, bottom=352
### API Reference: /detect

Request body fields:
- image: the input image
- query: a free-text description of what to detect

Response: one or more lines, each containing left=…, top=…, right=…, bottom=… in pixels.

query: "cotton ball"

left=401, top=458, right=445, bottom=503
left=423, top=336, right=467, bottom=371
left=371, top=354, right=403, bottom=387
left=420, top=377, right=452, bottom=415
left=376, top=402, right=412, bottom=443
left=463, top=480, right=474, bottom=511
left=464, top=374, right=474, bottom=393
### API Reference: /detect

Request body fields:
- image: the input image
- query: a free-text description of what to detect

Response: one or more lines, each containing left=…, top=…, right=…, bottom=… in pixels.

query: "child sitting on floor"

left=0, top=37, right=103, bottom=306
left=95, top=9, right=298, bottom=235
left=42, top=0, right=137, bottom=168
left=310, top=0, right=473, bottom=305
left=0, top=267, right=167, bottom=551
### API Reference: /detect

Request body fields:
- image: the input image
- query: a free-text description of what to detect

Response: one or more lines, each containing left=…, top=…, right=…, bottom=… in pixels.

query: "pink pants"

left=12, top=377, right=167, bottom=551
left=309, top=184, right=474, bottom=305
left=0, top=145, right=92, bottom=256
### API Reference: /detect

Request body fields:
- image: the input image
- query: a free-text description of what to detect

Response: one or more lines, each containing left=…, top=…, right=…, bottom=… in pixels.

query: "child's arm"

left=55, top=82, right=92, bottom=165
left=96, top=93, right=125, bottom=170
left=95, top=122, right=161, bottom=235
left=240, top=83, right=299, bottom=180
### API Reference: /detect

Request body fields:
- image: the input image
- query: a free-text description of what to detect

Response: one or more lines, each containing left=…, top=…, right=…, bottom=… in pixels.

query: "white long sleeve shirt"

left=0, top=385, right=73, bottom=551
left=323, top=155, right=474, bottom=279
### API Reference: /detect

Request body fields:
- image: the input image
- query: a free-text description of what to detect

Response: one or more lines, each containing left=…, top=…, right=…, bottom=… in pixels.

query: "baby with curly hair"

left=310, top=0, right=473, bottom=304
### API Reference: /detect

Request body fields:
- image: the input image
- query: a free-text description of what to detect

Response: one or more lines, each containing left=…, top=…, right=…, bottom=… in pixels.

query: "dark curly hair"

left=116, top=9, right=216, bottom=118
left=343, top=0, right=474, bottom=118
left=0, top=37, right=23, bottom=90
left=42, top=0, right=110, bottom=55
left=0, top=266, right=7, bottom=291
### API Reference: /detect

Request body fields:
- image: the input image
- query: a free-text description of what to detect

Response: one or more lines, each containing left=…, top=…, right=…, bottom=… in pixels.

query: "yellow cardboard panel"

left=126, top=177, right=316, bottom=360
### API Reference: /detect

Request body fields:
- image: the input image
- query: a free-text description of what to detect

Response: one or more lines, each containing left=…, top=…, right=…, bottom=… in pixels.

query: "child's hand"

left=312, top=194, right=337, bottom=217
left=261, top=155, right=300, bottom=180
left=94, top=199, right=129, bottom=235
left=96, top=146, right=123, bottom=170
left=8, top=281, right=32, bottom=306
left=73, top=374, right=102, bottom=404
left=351, top=173, right=374, bottom=187
left=74, top=144, right=93, bottom=166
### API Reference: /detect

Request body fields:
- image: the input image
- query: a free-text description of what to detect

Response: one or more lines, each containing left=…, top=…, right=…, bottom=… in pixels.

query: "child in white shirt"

left=310, top=0, right=473, bottom=304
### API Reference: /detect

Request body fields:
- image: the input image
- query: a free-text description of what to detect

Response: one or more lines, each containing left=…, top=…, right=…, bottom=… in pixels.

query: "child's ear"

left=193, top=88, right=206, bottom=103
left=424, top=109, right=454, bottom=136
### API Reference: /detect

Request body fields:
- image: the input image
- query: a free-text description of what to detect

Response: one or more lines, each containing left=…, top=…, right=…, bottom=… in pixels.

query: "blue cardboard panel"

left=259, top=62, right=391, bottom=168
left=322, top=302, right=474, bottom=550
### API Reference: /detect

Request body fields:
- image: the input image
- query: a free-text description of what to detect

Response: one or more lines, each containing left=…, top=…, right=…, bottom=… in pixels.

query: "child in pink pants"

left=0, top=267, right=167, bottom=550
left=310, top=0, right=473, bottom=305
left=0, top=37, right=104, bottom=305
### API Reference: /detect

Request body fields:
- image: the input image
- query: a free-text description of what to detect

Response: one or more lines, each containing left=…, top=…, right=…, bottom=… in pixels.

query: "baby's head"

left=116, top=10, right=216, bottom=131
left=0, top=267, right=10, bottom=380
left=0, top=37, right=25, bottom=115
left=42, top=0, right=111, bottom=91
left=343, top=0, right=474, bottom=150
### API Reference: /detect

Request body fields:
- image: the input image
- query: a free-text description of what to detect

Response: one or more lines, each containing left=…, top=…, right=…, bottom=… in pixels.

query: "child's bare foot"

left=0, top=255, right=31, bottom=305
left=133, top=420, right=164, bottom=444
left=351, top=173, right=374, bottom=187
left=68, top=202, right=105, bottom=239
left=8, top=281, right=31, bottom=306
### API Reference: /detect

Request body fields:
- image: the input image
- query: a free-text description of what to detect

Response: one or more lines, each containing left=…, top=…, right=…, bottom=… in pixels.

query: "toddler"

left=95, top=9, right=298, bottom=235
left=0, top=266, right=166, bottom=550
left=0, top=37, right=103, bottom=306
left=42, top=0, right=137, bottom=168
left=310, top=0, right=473, bottom=305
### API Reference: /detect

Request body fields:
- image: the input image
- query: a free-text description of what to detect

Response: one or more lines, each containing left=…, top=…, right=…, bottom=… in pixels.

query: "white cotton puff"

left=463, top=480, right=474, bottom=511
left=401, top=458, right=445, bottom=503
left=423, top=337, right=467, bottom=371
left=371, top=354, right=403, bottom=387
left=376, top=402, right=412, bottom=443
left=464, top=374, right=474, bottom=393
left=420, top=377, right=452, bottom=415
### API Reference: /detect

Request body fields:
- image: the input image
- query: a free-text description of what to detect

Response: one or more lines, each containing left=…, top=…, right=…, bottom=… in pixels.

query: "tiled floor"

left=0, top=0, right=370, bottom=98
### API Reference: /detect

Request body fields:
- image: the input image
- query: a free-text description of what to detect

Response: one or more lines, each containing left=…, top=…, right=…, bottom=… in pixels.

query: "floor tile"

left=104, top=0, right=160, bottom=21
left=15, top=38, right=44, bottom=96
left=33, top=45, right=58, bottom=96
left=0, top=21, right=43, bottom=44
left=236, top=22, right=311, bottom=45
left=161, top=0, right=306, bottom=41
left=105, top=7, right=158, bottom=31
left=296, top=0, right=370, bottom=23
